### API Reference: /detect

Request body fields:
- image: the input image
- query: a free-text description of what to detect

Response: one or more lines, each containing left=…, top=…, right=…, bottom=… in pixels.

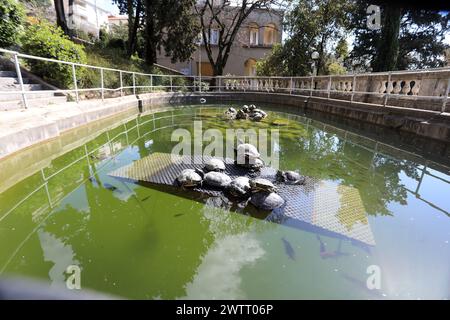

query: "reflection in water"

left=181, top=233, right=265, bottom=299
left=0, top=106, right=449, bottom=299
left=179, top=198, right=266, bottom=299
left=38, top=230, right=80, bottom=288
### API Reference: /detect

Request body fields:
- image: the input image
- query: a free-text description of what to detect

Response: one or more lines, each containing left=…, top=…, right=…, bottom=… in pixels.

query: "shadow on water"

left=113, top=177, right=376, bottom=252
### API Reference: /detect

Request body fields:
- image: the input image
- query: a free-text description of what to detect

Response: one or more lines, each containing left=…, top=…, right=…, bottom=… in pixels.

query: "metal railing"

left=1, top=48, right=449, bottom=112
left=0, top=48, right=214, bottom=108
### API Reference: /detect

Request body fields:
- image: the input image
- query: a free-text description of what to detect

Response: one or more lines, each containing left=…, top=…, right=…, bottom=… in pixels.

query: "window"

left=209, top=29, right=219, bottom=45
left=249, top=23, right=259, bottom=46
left=250, top=29, right=258, bottom=45
left=264, top=24, right=277, bottom=46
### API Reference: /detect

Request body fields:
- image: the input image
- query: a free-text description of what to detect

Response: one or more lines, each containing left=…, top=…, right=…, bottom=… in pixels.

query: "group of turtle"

left=176, top=143, right=306, bottom=211
left=224, top=104, right=268, bottom=122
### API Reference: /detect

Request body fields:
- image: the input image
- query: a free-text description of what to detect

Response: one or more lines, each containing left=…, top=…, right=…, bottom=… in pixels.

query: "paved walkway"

left=0, top=95, right=139, bottom=159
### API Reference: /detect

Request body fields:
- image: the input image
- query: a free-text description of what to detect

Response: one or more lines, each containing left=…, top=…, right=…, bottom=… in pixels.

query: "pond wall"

left=0, top=91, right=449, bottom=160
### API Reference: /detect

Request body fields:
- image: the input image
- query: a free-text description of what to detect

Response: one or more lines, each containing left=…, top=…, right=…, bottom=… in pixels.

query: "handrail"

left=0, top=48, right=449, bottom=111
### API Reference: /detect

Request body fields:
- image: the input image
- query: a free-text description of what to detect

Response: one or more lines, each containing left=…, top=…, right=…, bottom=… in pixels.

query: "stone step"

left=0, top=96, right=67, bottom=110
left=0, top=91, right=57, bottom=102
left=0, top=83, right=44, bottom=91
left=0, top=77, right=34, bottom=85
left=0, top=71, right=17, bottom=77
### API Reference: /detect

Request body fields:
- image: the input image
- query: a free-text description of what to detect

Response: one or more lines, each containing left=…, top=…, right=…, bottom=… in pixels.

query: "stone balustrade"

left=219, top=68, right=450, bottom=112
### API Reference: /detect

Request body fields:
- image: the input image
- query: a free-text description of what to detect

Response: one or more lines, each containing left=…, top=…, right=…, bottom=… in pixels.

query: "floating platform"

left=109, top=152, right=375, bottom=246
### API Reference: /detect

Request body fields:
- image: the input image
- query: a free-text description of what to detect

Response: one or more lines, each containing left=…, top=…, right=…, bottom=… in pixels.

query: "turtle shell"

left=204, top=158, right=226, bottom=172
left=249, top=178, right=276, bottom=192
left=227, top=176, right=251, bottom=197
left=250, top=192, right=284, bottom=210
left=177, top=169, right=202, bottom=187
left=203, top=171, right=232, bottom=188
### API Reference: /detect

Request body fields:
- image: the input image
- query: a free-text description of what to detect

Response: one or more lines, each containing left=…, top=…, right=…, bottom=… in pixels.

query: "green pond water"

left=0, top=105, right=449, bottom=299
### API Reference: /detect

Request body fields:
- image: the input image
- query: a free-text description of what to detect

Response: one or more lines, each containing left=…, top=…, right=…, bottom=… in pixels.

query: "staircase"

left=0, top=67, right=67, bottom=110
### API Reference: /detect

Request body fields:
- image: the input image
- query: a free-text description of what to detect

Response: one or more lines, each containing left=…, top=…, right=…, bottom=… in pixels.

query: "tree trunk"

left=127, top=0, right=142, bottom=57
left=145, top=1, right=157, bottom=65
left=373, top=6, right=402, bottom=72
left=54, top=0, right=70, bottom=35
left=127, top=0, right=134, bottom=44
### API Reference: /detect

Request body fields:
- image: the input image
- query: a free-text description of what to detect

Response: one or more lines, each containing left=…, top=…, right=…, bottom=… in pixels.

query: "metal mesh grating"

left=109, top=152, right=375, bottom=246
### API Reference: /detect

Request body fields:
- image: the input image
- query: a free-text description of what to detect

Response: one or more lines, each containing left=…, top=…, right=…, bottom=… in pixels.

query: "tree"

left=335, top=38, right=348, bottom=60
left=256, top=43, right=288, bottom=75
left=349, top=1, right=450, bottom=71
left=112, top=0, right=143, bottom=57
left=0, top=0, right=25, bottom=48
left=143, top=0, right=199, bottom=65
left=371, top=5, right=401, bottom=71
left=194, top=0, right=281, bottom=79
left=257, top=0, right=350, bottom=76
left=112, top=0, right=199, bottom=65
left=54, top=0, right=71, bottom=36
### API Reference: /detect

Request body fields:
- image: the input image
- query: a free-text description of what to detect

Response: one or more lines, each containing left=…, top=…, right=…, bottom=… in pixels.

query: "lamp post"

left=311, top=51, right=319, bottom=76
left=198, top=34, right=202, bottom=93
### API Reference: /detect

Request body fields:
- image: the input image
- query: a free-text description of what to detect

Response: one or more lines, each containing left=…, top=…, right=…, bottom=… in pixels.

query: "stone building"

left=157, top=7, right=283, bottom=76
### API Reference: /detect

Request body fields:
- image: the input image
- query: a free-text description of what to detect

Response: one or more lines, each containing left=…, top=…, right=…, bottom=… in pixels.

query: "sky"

left=97, top=0, right=120, bottom=15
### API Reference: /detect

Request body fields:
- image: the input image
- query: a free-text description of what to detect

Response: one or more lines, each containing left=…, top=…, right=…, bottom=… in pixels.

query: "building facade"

left=63, top=0, right=110, bottom=38
left=157, top=8, right=283, bottom=76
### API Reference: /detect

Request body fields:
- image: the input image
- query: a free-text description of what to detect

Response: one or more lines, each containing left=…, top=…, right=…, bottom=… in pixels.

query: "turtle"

left=236, top=143, right=260, bottom=160
left=177, top=169, right=203, bottom=188
left=276, top=170, right=306, bottom=185
left=249, top=178, right=277, bottom=193
left=252, top=109, right=267, bottom=117
left=249, top=109, right=267, bottom=122
left=226, top=176, right=251, bottom=198
left=227, top=107, right=237, bottom=114
left=224, top=107, right=237, bottom=120
left=250, top=192, right=285, bottom=211
left=249, top=112, right=265, bottom=122
left=235, top=109, right=248, bottom=120
left=236, top=154, right=264, bottom=171
left=204, top=158, right=226, bottom=172
left=203, top=171, right=232, bottom=189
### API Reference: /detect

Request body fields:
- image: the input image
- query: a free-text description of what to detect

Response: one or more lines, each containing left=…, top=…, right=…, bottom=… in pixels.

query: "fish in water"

left=173, top=213, right=185, bottom=218
left=317, top=235, right=349, bottom=259
left=282, top=237, right=296, bottom=260
left=103, top=183, right=121, bottom=193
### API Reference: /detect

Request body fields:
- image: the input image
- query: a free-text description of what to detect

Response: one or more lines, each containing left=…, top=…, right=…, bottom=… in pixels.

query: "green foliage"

left=0, top=0, right=25, bottom=48
left=335, top=38, right=348, bottom=60
left=21, top=20, right=87, bottom=88
left=81, top=46, right=188, bottom=93
left=349, top=0, right=450, bottom=71
left=326, top=60, right=346, bottom=75
left=113, top=0, right=199, bottom=65
left=97, top=25, right=128, bottom=50
left=258, top=0, right=351, bottom=76
left=143, top=0, right=200, bottom=65
left=256, top=44, right=289, bottom=76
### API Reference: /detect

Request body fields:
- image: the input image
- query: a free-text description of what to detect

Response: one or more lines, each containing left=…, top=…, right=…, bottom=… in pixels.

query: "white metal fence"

left=1, top=48, right=449, bottom=111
